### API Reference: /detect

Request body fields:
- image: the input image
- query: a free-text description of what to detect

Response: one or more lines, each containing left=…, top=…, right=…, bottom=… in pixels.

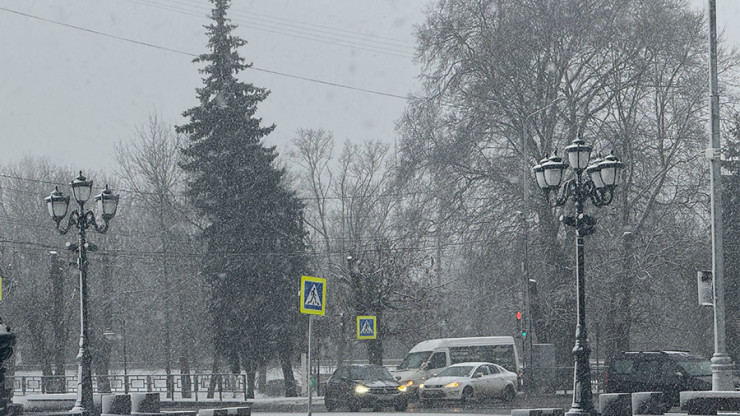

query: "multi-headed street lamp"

left=45, top=172, right=119, bottom=416
left=532, top=139, right=623, bottom=416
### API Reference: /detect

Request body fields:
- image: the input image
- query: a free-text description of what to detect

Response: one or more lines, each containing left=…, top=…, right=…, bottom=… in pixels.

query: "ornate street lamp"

left=532, top=139, right=623, bottom=416
left=45, top=172, right=119, bottom=416
left=103, top=317, right=128, bottom=394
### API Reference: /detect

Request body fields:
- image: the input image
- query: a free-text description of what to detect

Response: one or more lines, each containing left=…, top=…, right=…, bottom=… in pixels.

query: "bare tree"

left=399, top=0, right=735, bottom=363
left=114, top=114, right=195, bottom=396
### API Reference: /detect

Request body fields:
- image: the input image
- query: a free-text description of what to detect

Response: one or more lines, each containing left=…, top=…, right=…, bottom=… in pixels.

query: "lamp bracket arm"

left=590, top=186, right=616, bottom=207
left=54, top=210, right=80, bottom=235
left=549, top=179, right=574, bottom=207
left=85, top=211, right=110, bottom=234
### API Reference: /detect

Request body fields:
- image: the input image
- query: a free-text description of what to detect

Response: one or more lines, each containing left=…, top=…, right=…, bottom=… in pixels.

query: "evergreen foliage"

left=176, top=0, right=306, bottom=394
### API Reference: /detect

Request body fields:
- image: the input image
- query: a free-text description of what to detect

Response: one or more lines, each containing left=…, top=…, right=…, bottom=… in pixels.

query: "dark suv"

left=604, top=351, right=712, bottom=406
left=324, top=364, right=408, bottom=412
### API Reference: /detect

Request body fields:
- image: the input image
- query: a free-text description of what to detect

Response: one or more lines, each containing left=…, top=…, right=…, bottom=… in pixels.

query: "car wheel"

left=502, top=385, right=516, bottom=402
left=461, top=386, right=474, bottom=407
left=394, top=399, right=408, bottom=412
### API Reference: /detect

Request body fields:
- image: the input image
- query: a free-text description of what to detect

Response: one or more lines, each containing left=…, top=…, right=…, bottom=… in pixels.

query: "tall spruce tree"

left=176, top=0, right=305, bottom=397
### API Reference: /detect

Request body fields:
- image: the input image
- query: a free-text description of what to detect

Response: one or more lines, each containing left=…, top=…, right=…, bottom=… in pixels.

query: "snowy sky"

left=0, top=0, right=738, bottom=174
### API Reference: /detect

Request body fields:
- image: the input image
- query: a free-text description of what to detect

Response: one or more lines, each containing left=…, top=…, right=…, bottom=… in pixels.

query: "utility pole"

left=708, top=0, right=733, bottom=391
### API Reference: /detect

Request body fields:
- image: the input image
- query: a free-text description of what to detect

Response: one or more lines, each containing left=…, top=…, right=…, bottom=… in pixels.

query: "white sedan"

left=419, top=362, right=518, bottom=406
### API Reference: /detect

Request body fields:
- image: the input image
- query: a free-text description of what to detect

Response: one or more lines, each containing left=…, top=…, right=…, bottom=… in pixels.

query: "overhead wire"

left=123, top=0, right=417, bottom=58
left=0, top=172, right=503, bottom=204
left=145, top=0, right=415, bottom=45
left=0, top=6, right=412, bottom=100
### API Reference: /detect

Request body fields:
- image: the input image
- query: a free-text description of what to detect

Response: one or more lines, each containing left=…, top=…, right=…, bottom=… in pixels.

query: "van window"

left=397, top=351, right=432, bottom=370
left=427, top=352, right=446, bottom=369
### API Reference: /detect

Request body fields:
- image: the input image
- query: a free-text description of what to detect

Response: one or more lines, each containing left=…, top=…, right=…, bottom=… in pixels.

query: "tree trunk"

left=179, top=355, right=192, bottom=398
left=367, top=314, right=383, bottom=365
left=94, top=339, right=112, bottom=393
left=178, top=286, right=192, bottom=398
left=245, top=365, right=256, bottom=399
left=336, top=313, right=347, bottom=367
left=280, top=350, right=297, bottom=397
left=536, top=204, right=574, bottom=364
left=50, top=252, right=66, bottom=392
left=97, top=256, right=113, bottom=394
left=207, top=354, right=219, bottom=399
left=258, top=365, right=267, bottom=395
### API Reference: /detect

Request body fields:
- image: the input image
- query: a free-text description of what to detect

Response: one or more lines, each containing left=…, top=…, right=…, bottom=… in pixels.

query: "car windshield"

left=397, top=351, right=432, bottom=370
left=437, top=366, right=474, bottom=377
left=350, top=366, right=395, bottom=381
left=678, top=360, right=712, bottom=376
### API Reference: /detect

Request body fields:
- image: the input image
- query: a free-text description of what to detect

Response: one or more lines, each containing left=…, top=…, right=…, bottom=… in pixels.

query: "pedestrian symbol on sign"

left=300, top=276, right=326, bottom=315
left=305, top=284, right=322, bottom=308
left=357, top=316, right=376, bottom=339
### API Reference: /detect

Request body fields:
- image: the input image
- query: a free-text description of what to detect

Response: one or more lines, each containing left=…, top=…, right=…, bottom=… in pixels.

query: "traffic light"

left=516, top=311, right=525, bottom=338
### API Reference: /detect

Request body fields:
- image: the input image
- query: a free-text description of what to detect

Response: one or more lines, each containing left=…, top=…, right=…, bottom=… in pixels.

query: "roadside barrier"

left=10, top=373, right=249, bottom=401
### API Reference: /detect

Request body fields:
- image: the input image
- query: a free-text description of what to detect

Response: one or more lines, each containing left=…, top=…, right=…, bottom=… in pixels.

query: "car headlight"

left=444, top=382, right=460, bottom=388
left=419, top=383, right=425, bottom=389
left=398, top=385, right=407, bottom=392
left=355, top=385, right=369, bottom=394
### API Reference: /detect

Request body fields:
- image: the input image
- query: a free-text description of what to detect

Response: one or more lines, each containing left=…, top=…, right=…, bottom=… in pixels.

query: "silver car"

left=419, top=362, right=517, bottom=406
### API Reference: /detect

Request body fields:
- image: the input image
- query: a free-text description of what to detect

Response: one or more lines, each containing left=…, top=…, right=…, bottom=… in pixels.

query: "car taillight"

left=604, top=371, right=609, bottom=387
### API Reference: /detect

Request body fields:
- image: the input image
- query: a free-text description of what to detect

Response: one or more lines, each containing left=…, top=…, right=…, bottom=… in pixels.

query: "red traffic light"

left=516, top=311, right=522, bottom=320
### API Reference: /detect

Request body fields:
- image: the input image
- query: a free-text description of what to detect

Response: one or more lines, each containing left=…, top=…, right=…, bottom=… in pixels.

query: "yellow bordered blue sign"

left=357, top=316, right=376, bottom=339
left=300, top=275, right=326, bottom=315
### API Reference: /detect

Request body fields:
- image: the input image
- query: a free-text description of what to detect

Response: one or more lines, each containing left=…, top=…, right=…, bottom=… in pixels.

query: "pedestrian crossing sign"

left=300, top=275, right=326, bottom=315
left=357, top=316, right=376, bottom=339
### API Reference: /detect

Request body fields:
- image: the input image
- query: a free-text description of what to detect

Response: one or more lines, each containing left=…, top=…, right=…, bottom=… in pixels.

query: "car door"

left=658, top=360, right=683, bottom=404
left=639, top=358, right=661, bottom=392
left=470, top=365, right=491, bottom=398
left=486, top=364, right=506, bottom=397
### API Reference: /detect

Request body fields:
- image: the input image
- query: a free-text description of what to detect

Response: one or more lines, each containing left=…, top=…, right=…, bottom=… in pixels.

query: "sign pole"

left=300, top=275, right=325, bottom=416
left=307, top=314, right=313, bottom=416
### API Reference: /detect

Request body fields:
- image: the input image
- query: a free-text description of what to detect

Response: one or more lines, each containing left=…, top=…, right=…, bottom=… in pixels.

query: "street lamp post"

left=103, top=317, right=129, bottom=394
left=532, top=140, right=623, bottom=416
left=45, top=172, right=119, bottom=416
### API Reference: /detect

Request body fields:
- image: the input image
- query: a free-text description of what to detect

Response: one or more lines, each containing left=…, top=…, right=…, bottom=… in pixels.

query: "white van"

left=392, top=336, right=520, bottom=398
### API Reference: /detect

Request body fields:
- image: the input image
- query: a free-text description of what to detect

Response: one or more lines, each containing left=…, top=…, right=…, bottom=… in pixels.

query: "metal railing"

left=10, top=373, right=249, bottom=401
